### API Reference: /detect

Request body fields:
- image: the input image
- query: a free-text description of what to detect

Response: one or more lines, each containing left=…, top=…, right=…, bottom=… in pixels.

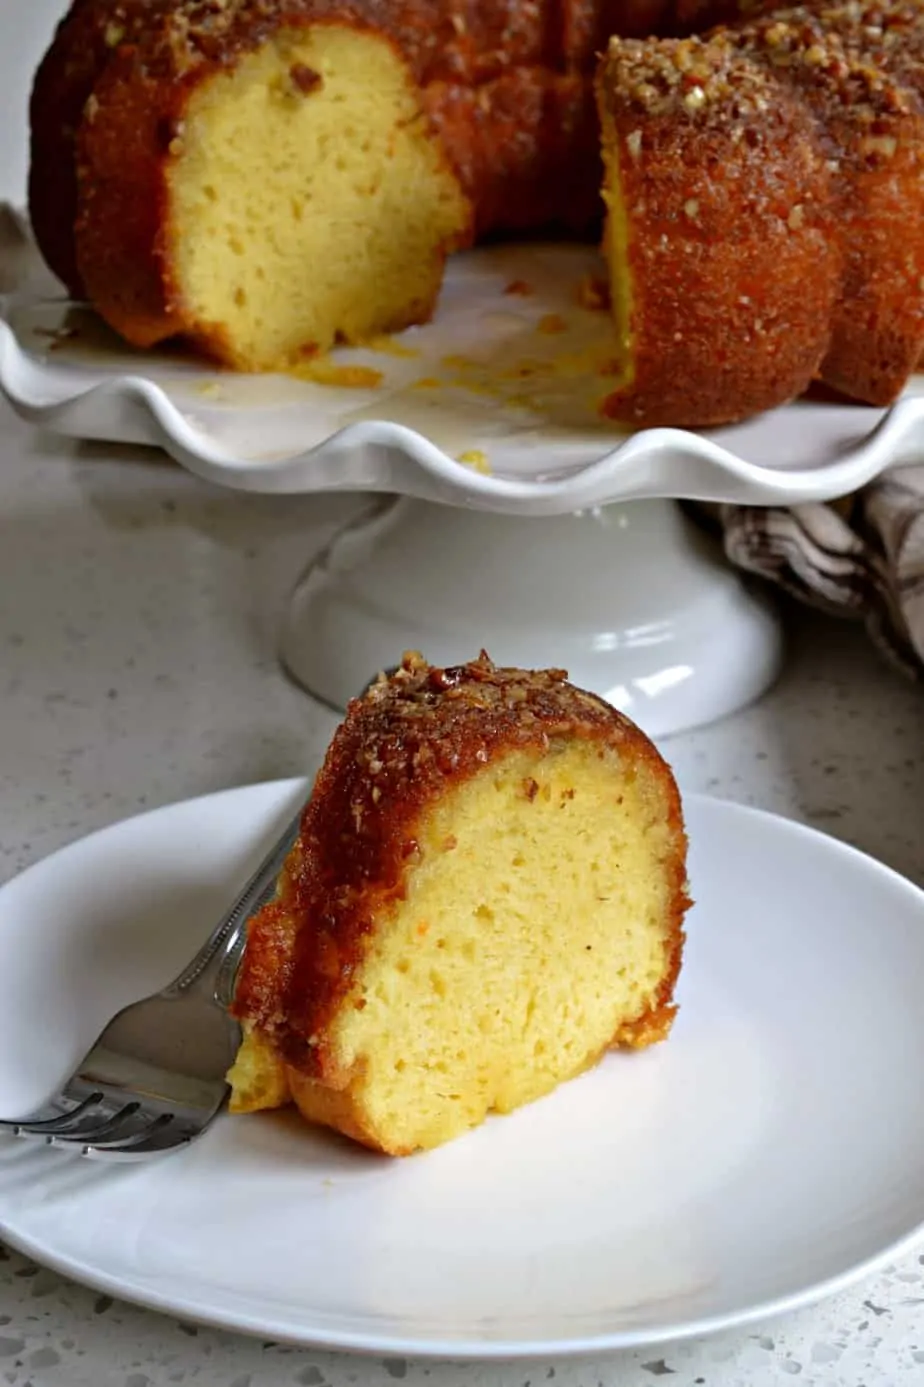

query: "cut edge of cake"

left=227, top=651, right=691, bottom=1156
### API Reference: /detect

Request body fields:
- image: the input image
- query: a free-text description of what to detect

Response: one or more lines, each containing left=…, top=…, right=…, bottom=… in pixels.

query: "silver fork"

left=0, top=802, right=304, bottom=1161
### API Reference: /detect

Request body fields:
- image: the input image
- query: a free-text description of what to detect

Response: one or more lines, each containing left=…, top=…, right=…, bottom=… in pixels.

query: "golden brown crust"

left=421, top=69, right=603, bottom=238
left=232, top=651, right=689, bottom=1090
left=726, top=6, right=924, bottom=405
left=597, top=33, right=840, bottom=428
left=286, top=1070, right=406, bottom=1153
left=28, top=0, right=160, bottom=296
left=613, top=877, right=686, bottom=1046
left=597, top=2, right=924, bottom=425
left=74, top=27, right=189, bottom=348
left=822, top=1, right=924, bottom=398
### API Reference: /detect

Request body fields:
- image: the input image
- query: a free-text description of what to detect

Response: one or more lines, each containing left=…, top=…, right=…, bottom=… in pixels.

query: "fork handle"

left=166, top=798, right=306, bottom=1006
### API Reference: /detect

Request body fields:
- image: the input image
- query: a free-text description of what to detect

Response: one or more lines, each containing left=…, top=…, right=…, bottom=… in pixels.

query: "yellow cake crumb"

left=577, top=275, right=611, bottom=312
left=364, top=334, right=421, bottom=358
left=290, top=360, right=384, bottom=388
left=498, top=360, right=543, bottom=380
left=34, top=325, right=79, bottom=351
left=195, top=380, right=225, bottom=398
left=457, top=448, right=491, bottom=474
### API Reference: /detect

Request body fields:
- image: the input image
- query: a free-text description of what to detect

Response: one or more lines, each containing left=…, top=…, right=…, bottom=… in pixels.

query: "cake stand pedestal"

left=279, top=495, right=783, bottom=738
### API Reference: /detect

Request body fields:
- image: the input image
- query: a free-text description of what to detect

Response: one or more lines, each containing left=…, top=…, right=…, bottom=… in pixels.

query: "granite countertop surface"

left=0, top=399, right=922, bottom=1387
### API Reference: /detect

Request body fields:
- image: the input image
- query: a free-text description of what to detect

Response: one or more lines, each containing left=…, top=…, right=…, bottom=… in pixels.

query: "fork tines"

left=11, top=1091, right=197, bottom=1160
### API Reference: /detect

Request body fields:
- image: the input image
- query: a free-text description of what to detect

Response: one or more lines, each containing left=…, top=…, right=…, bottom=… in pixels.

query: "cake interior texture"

left=228, top=715, right=687, bottom=1156
left=168, top=24, right=470, bottom=368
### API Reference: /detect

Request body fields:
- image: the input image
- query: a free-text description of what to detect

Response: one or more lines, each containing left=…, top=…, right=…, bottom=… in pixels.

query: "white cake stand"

left=3, top=230, right=923, bottom=735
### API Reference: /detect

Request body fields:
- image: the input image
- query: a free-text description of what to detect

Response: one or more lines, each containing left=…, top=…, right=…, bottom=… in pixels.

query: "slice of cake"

left=227, top=652, right=690, bottom=1156
left=72, top=10, right=474, bottom=368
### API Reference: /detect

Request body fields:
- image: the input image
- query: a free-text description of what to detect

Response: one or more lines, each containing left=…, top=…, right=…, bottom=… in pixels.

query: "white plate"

left=2, top=209, right=924, bottom=513
left=1, top=778, right=924, bottom=1358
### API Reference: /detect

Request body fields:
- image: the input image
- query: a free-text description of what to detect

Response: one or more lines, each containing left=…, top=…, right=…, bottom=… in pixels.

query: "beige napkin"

left=703, top=472, right=924, bottom=680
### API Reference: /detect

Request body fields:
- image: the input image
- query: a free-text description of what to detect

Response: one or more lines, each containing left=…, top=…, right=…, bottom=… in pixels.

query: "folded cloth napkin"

left=700, top=471, right=924, bottom=681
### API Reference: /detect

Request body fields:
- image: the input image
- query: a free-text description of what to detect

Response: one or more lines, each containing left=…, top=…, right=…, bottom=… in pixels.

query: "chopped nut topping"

left=861, top=133, right=898, bottom=158
left=576, top=275, right=610, bottom=312
left=457, top=449, right=491, bottom=475
left=290, top=64, right=323, bottom=95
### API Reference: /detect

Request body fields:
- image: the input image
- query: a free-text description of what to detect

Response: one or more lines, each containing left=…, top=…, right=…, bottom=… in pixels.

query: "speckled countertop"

left=0, top=396, right=922, bottom=1387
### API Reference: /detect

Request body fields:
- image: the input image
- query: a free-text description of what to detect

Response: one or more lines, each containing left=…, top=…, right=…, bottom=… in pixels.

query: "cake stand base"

left=279, top=497, right=783, bottom=738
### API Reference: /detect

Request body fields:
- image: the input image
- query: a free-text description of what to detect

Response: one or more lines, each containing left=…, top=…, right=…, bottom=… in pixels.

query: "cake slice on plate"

left=228, top=651, right=690, bottom=1155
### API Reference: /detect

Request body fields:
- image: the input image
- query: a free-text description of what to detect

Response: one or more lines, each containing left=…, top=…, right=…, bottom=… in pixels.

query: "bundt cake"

left=27, top=0, right=767, bottom=381
left=31, top=0, right=924, bottom=426
left=226, top=652, right=689, bottom=1156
